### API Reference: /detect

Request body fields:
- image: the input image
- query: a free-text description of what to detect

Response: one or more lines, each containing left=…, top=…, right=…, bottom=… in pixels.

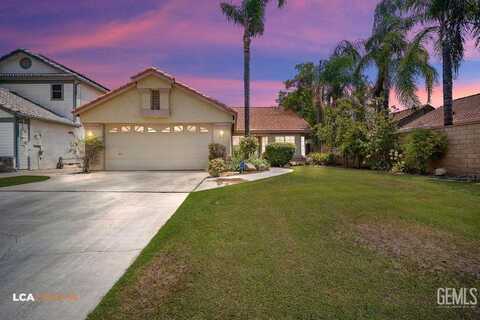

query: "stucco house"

left=75, top=67, right=311, bottom=171
left=0, top=49, right=108, bottom=170
left=232, top=107, right=310, bottom=158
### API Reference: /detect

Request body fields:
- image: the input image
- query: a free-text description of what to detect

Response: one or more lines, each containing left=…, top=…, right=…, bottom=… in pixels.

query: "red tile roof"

left=233, top=107, right=311, bottom=134
left=400, top=93, right=480, bottom=130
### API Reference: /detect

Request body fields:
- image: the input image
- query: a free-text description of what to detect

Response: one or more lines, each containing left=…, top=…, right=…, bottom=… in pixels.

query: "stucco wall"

left=29, top=120, right=79, bottom=170
left=1, top=83, right=75, bottom=120
left=77, top=83, right=104, bottom=107
left=79, top=85, right=233, bottom=124
left=429, top=123, right=480, bottom=176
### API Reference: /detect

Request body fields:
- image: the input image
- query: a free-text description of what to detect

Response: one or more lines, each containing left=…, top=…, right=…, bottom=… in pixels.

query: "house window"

left=120, top=125, right=131, bottom=133
left=275, top=136, right=295, bottom=144
left=173, top=125, right=184, bottom=133
left=186, top=125, right=196, bottom=133
left=51, top=84, right=64, bottom=100
left=261, top=136, right=269, bottom=153
left=134, top=125, right=145, bottom=133
left=199, top=126, right=209, bottom=133
left=151, top=90, right=160, bottom=110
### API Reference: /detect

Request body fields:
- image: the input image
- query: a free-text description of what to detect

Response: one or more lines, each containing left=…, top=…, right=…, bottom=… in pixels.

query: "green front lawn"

left=88, top=167, right=480, bottom=320
left=0, top=175, right=49, bottom=187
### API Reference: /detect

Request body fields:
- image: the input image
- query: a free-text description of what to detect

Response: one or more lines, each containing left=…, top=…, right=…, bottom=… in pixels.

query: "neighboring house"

left=0, top=49, right=108, bottom=170
left=399, top=94, right=480, bottom=175
left=232, top=107, right=310, bottom=158
left=390, top=104, right=434, bottom=128
left=75, top=67, right=236, bottom=171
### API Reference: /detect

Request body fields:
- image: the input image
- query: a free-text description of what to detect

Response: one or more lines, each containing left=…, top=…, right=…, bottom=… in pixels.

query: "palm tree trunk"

left=244, top=30, right=251, bottom=136
left=442, top=41, right=453, bottom=126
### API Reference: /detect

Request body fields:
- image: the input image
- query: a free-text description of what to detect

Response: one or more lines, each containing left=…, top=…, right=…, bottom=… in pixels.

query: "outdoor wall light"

left=87, top=130, right=94, bottom=137
left=219, top=130, right=224, bottom=137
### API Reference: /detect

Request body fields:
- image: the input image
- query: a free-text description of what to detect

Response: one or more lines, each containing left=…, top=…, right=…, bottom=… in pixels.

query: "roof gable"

left=75, top=67, right=236, bottom=116
left=0, top=49, right=108, bottom=92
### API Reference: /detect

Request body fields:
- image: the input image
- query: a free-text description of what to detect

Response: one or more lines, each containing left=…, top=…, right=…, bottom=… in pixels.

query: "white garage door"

left=105, top=124, right=212, bottom=170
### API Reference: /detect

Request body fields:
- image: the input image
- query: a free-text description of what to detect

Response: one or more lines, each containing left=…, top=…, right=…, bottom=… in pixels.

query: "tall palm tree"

left=220, top=0, right=285, bottom=136
left=359, top=1, right=438, bottom=112
left=402, top=0, right=477, bottom=125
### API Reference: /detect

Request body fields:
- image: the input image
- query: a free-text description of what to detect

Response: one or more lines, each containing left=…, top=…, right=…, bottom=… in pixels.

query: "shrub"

left=247, top=156, right=271, bottom=171
left=227, top=146, right=242, bottom=171
left=402, top=129, right=448, bottom=174
left=208, top=158, right=226, bottom=177
left=364, top=113, right=398, bottom=170
left=239, top=136, right=259, bottom=159
left=208, top=143, right=226, bottom=160
left=309, top=152, right=335, bottom=166
left=82, top=136, right=104, bottom=173
left=264, top=143, right=296, bottom=167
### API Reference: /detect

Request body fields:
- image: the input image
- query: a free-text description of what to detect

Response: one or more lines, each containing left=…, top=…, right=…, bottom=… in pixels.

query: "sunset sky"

left=2, top=0, right=480, bottom=108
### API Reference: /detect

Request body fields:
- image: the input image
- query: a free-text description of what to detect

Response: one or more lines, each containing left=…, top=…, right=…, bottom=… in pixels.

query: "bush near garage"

left=264, top=143, right=296, bottom=167
left=208, top=143, right=227, bottom=160
left=208, top=158, right=226, bottom=177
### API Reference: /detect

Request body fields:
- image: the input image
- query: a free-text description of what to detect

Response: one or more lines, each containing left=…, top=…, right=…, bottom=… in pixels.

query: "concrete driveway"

left=0, top=171, right=207, bottom=320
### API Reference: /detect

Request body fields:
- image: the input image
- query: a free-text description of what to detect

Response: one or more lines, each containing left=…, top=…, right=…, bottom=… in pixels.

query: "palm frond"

left=220, top=2, right=245, bottom=25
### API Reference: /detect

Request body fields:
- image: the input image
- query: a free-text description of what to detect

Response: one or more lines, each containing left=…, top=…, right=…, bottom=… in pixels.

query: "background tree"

left=221, top=0, right=286, bottom=136
left=402, top=0, right=478, bottom=125
left=358, top=0, right=438, bottom=112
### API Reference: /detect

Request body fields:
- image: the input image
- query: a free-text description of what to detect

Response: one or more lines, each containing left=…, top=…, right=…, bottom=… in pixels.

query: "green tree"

left=221, top=0, right=286, bottom=136
left=359, top=0, right=438, bottom=111
left=401, top=0, right=478, bottom=125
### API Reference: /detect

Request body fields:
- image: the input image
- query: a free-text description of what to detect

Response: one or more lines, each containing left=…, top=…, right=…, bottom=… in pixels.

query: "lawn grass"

left=88, top=167, right=480, bottom=320
left=0, top=175, right=49, bottom=187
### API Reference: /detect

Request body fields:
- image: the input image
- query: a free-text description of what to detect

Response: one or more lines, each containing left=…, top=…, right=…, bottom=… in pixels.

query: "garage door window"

left=147, top=127, right=157, bottom=133
left=134, top=125, right=145, bottom=133
left=161, top=126, right=171, bottom=133
left=109, top=127, right=120, bottom=133
left=186, top=125, right=196, bottom=133
left=199, top=126, right=209, bottom=133
left=174, top=125, right=184, bottom=133
left=121, top=126, right=131, bottom=133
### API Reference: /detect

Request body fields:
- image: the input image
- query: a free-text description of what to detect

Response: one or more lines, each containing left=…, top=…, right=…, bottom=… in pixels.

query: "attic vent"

left=20, top=57, right=32, bottom=69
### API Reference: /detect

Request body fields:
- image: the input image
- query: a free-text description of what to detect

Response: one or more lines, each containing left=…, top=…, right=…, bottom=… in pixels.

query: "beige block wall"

left=430, top=123, right=480, bottom=175
left=233, top=133, right=305, bottom=157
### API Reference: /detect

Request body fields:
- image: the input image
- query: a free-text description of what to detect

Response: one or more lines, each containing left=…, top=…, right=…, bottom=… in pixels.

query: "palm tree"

left=402, top=0, right=478, bottom=125
left=359, top=1, right=438, bottom=112
left=220, top=0, right=285, bottom=136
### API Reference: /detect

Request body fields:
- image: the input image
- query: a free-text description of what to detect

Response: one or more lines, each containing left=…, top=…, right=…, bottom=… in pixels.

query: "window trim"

left=51, top=84, right=64, bottom=101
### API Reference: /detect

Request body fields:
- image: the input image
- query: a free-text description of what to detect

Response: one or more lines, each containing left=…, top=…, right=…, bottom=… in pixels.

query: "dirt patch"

left=215, top=178, right=247, bottom=186
left=119, top=254, right=189, bottom=319
left=354, top=222, right=480, bottom=278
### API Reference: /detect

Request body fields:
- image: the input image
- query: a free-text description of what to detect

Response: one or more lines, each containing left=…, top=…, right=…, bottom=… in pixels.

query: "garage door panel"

left=105, top=126, right=212, bottom=170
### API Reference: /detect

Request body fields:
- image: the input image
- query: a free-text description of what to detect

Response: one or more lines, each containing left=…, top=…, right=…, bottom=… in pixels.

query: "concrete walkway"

left=195, top=167, right=292, bottom=191
left=0, top=171, right=206, bottom=320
